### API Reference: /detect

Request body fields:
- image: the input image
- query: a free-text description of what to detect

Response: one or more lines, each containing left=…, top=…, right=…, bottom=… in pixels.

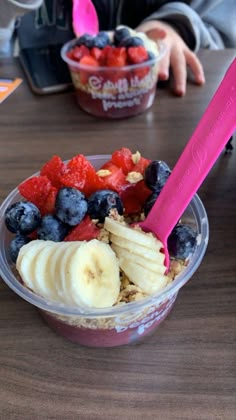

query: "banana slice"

left=104, top=217, right=162, bottom=250
left=59, top=241, right=84, bottom=305
left=49, top=241, right=70, bottom=301
left=119, top=257, right=168, bottom=295
left=33, top=241, right=60, bottom=300
left=16, top=240, right=48, bottom=291
left=110, top=233, right=165, bottom=264
left=68, top=239, right=120, bottom=308
left=111, top=243, right=166, bottom=275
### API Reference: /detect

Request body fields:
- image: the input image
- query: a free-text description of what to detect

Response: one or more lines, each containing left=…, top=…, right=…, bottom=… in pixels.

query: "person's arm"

left=0, top=0, right=43, bottom=54
left=142, top=1, right=236, bottom=51
left=136, top=0, right=236, bottom=96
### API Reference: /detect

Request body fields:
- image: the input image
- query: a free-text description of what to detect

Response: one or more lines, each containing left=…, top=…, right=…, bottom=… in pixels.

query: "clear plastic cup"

left=0, top=155, right=209, bottom=347
left=61, top=39, right=166, bottom=119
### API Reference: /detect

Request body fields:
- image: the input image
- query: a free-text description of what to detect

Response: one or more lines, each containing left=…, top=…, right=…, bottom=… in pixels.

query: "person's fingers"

left=136, top=22, right=167, bottom=40
left=170, top=48, right=187, bottom=96
left=158, top=45, right=171, bottom=80
left=144, top=27, right=167, bottom=40
left=185, top=50, right=205, bottom=85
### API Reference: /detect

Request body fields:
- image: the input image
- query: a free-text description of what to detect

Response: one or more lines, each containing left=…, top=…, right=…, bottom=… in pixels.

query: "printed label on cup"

left=71, top=67, right=157, bottom=113
left=114, top=294, right=177, bottom=335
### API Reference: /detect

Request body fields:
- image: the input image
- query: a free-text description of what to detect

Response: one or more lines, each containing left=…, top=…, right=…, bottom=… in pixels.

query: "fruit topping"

left=16, top=239, right=120, bottom=308
left=3, top=148, right=198, bottom=310
left=143, top=190, right=161, bottom=216
left=37, top=215, right=69, bottom=242
left=66, top=25, right=159, bottom=68
left=55, top=187, right=88, bottom=226
left=5, top=201, right=41, bottom=234
left=144, top=160, right=171, bottom=191
left=60, top=154, right=99, bottom=196
left=114, top=26, right=132, bottom=46
left=87, top=189, right=123, bottom=223
left=64, top=215, right=100, bottom=241
left=9, top=234, right=31, bottom=263
left=167, top=224, right=197, bottom=259
left=40, top=155, right=66, bottom=189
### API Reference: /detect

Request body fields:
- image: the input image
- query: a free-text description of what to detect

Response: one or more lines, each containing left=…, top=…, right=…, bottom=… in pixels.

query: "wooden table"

left=0, top=50, right=235, bottom=419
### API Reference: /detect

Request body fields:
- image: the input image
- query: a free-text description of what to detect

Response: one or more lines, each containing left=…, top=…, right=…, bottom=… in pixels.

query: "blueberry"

left=144, top=160, right=171, bottom=191
left=143, top=189, right=162, bottom=216
left=120, top=36, right=144, bottom=47
left=93, top=31, right=110, bottom=48
left=114, top=27, right=131, bottom=46
left=9, top=234, right=31, bottom=263
left=55, top=187, right=88, bottom=226
left=167, top=224, right=197, bottom=259
left=76, top=33, right=95, bottom=48
left=37, top=215, right=69, bottom=241
left=5, top=201, right=41, bottom=234
left=87, top=190, right=123, bottom=223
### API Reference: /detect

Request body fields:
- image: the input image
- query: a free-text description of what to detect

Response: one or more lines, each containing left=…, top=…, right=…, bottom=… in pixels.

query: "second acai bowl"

left=61, top=25, right=166, bottom=118
left=0, top=148, right=209, bottom=347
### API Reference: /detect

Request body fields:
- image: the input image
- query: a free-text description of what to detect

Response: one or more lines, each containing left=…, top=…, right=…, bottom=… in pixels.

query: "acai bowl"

left=61, top=25, right=166, bottom=118
left=0, top=151, right=209, bottom=347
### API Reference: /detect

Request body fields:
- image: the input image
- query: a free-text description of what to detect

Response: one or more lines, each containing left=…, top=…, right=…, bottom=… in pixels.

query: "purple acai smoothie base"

left=40, top=295, right=177, bottom=347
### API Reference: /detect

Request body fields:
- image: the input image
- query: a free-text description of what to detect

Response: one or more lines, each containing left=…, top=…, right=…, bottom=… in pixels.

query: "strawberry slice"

left=98, top=162, right=127, bottom=193
left=127, top=46, right=148, bottom=65
left=40, top=155, right=66, bottom=188
left=69, top=45, right=90, bottom=62
left=90, top=47, right=103, bottom=61
left=61, top=154, right=99, bottom=196
left=120, top=180, right=152, bottom=214
left=41, top=186, right=58, bottom=216
left=132, top=156, right=151, bottom=175
left=64, top=215, right=100, bottom=241
left=111, top=147, right=134, bottom=175
left=79, top=55, right=99, bottom=84
left=106, top=47, right=127, bottom=67
left=18, top=175, right=52, bottom=211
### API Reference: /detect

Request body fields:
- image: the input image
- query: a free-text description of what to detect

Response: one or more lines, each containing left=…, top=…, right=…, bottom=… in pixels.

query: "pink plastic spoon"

left=139, top=58, right=236, bottom=270
left=72, top=0, right=99, bottom=36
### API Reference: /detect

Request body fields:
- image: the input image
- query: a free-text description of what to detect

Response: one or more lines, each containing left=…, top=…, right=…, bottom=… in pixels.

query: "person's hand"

left=136, top=20, right=205, bottom=96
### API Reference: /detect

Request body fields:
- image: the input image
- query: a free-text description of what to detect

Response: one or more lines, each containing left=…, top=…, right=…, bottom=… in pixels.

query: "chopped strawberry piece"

left=98, top=166, right=127, bottom=193
left=98, top=45, right=114, bottom=66
left=106, top=47, right=127, bottom=67
left=64, top=215, right=100, bottom=241
left=69, top=45, right=90, bottom=61
left=132, top=156, right=151, bottom=175
left=79, top=55, right=99, bottom=67
left=61, top=154, right=99, bottom=196
left=90, top=47, right=103, bottom=61
left=127, top=46, right=149, bottom=65
left=41, top=186, right=58, bottom=216
left=100, top=160, right=118, bottom=171
left=79, top=55, right=99, bottom=84
left=18, top=175, right=52, bottom=211
left=120, top=180, right=152, bottom=214
left=66, top=50, right=75, bottom=61
left=40, top=155, right=66, bottom=188
left=111, top=147, right=134, bottom=175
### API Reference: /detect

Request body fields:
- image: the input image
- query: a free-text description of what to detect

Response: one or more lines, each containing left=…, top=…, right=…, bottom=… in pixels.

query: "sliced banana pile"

left=104, top=217, right=168, bottom=295
left=16, top=239, right=120, bottom=308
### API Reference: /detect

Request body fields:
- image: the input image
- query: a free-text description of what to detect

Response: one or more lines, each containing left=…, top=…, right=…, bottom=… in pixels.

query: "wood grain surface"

left=0, top=50, right=235, bottom=420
